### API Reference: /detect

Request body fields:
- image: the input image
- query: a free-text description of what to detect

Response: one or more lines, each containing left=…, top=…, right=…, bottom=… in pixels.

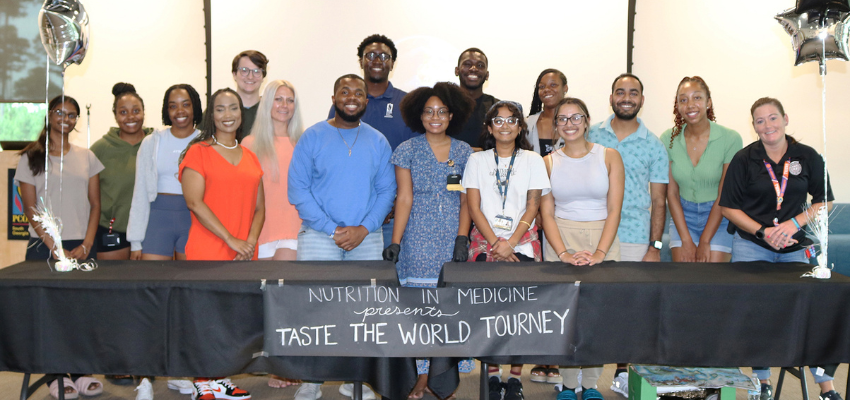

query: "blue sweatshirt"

left=288, top=121, right=396, bottom=235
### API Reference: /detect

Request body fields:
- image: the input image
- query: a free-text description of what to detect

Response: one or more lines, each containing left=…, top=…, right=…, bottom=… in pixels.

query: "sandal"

left=269, top=375, right=301, bottom=388
left=530, top=366, right=548, bottom=383
left=49, top=377, right=79, bottom=400
left=75, top=376, right=104, bottom=396
left=547, top=367, right=563, bottom=384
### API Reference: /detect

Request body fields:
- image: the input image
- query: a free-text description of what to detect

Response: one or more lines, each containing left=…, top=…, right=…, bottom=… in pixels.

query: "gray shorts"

left=142, top=195, right=191, bottom=256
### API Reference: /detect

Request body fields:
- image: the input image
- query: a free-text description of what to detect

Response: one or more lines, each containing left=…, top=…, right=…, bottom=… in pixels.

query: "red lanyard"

left=763, top=159, right=790, bottom=225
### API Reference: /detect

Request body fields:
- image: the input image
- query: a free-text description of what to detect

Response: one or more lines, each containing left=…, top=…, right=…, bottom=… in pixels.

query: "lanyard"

left=763, top=159, right=790, bottom=225
left=494, top=148, right=518, bottom=213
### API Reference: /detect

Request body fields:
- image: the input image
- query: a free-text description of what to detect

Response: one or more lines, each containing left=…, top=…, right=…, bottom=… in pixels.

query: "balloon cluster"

left=38, top=0, right=90, bottom=71
left=775, top=0, right=850, bottom=75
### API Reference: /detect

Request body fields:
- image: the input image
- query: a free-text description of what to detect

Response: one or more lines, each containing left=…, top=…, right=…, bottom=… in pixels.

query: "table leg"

left=354, top=380, right=362, bottom=400
left=480, top=362, right=489, bottom=400
left=20, top=374, right=54, bottom=400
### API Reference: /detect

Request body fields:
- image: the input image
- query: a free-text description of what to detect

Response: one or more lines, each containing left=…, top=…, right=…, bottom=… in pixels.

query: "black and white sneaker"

left=504, top=377, right=524, bottom=400
left=821, top=390, right=843, bottom=400
left=489, top=376, right=504, bottom=400
left=760, top=383, right=774, bottom=400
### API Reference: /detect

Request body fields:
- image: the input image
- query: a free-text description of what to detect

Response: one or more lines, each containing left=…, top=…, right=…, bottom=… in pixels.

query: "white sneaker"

left=135, top=378, right=153, bottom=400
left=576, top=370, right=583, bottom=394
left=295, top=383, right=323, bottom=400
left=167, top=379, right=195, bottom=394
left=610, top=372, right=628, bottom=397
left=339, top=383, right=377, bottom=400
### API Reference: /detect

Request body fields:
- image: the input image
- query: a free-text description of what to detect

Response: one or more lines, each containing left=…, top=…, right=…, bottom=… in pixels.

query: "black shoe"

left=489, top=376, right=504, bottom=400
left=821, top=390, right=843, bottom=400
left=504, top=377, right=524, bottom=400
left=760, top=383, right=774, bottom=400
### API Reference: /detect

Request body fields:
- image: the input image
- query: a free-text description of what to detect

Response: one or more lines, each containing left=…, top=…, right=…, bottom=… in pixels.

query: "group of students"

left=13, top=34, right=836, bottom=400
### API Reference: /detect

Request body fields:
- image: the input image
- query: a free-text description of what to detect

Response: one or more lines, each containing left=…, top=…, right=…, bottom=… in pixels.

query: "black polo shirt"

left=456, top=93, right=498, bottom=148
left=720, top=137, right=833, bottom=252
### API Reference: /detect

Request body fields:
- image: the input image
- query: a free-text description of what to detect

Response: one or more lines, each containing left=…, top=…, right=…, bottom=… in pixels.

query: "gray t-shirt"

left=14, top=144, right=105, bottom=240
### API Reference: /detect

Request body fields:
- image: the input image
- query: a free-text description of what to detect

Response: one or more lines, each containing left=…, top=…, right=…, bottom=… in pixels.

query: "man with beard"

left=329, top=34, right=416, bottom=250
left=289, top=74, right=396, bottom=269
left=587, top=73, right=668, bottom=397
left=455, top=48, right=498, bottom=150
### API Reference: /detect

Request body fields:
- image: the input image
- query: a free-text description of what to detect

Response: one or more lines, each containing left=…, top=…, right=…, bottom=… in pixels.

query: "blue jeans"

left=752, top=367, right=833, bottom=383
left=296, top=225, right=383, bottom=261
left=731, top=233, right=807, bottom=263
left=382, top=220, right=394, bottom=249
left=669, top=198, right=732, bottom=253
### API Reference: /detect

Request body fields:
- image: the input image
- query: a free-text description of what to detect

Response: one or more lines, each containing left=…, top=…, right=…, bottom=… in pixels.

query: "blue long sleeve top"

left=288, top=121, right=397, bottom=235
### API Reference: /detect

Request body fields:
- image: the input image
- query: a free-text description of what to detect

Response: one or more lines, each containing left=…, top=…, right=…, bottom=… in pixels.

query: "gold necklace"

left=336, top=124, right=361, bottom=156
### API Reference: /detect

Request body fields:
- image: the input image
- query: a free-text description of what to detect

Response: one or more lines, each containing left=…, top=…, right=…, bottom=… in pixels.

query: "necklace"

left=212, top=135, right=238, bottom=149
left=336, top=124, right=361, bottom=156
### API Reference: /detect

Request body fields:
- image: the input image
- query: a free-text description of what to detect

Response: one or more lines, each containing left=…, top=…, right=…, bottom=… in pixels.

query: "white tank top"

left=550, top=143, right=609, bottom=221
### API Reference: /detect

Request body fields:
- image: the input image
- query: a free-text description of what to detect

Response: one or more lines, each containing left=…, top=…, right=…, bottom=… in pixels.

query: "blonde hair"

left=247, top=80, right=304, bottom=181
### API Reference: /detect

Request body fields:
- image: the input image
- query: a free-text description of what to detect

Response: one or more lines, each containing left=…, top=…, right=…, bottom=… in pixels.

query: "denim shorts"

left=142, top=195, right=191, bottom=256
left=668, top=198, right=732, bottom=253
left=731, top=233, right=807, bottom=263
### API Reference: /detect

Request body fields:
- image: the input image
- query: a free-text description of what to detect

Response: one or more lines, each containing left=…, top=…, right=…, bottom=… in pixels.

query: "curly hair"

left=529, top=68, right=567, bottom=116
left=161, top=84, right=203, bottom=127
left=399, top=82, right=474, bottom=137
left=357, top=34, right=398, bottom=61
left=669, top=76, right=715, bottom=149
left=480, top=100, right=533, bottom=151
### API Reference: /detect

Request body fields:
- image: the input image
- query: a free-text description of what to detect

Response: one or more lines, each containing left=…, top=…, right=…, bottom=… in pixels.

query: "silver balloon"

left=38, top=0, right=90, bottom=70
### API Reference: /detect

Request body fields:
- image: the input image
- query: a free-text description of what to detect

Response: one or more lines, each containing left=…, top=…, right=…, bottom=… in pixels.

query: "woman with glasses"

left=15, top=95, right=105, bottom=398
left=660, top=76, right=742, bottom=263
left=382, top=82, right=474, bottom=398
left=540, top=97, right=623, bottom=400
left=526, top=69, right=568, bottom=156
left=90, top=82, right=153, bottom=261
left=463, top=100, right=550, bottom=400
left=127, top=84, right=202, bottom=261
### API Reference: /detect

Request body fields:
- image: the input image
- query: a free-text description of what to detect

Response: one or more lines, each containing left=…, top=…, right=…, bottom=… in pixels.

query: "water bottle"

left=748, top=374, right=761, bottom=400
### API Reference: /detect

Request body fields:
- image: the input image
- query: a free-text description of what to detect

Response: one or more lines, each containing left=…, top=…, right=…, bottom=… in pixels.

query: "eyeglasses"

left=491, top=116, right=519, bottom=127
left=364, top=52, right=392, bottom=62
left=422, top=108, right=451, bottom=119
left=556, top=114, right=586, bottom=126
left=52, top=109, right=78, bottom=120
left=237, top=67, right=263, bottom=77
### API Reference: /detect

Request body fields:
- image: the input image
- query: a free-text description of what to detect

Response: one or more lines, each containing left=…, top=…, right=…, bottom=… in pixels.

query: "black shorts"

left=96, top=225, right=130, bottom=251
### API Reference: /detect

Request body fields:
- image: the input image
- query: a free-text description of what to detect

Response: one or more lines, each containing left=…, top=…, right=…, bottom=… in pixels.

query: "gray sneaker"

left=610, top=372, right=628, bottom=397
left=339, top=383, right=376, bottom=400
left=295, top=383, right=323, bottom=400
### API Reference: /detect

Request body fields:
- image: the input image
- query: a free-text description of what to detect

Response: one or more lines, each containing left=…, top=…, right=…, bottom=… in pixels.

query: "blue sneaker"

left=556, top=387, right=577, bottom=400
left=582, top=388, right=603, bottom=400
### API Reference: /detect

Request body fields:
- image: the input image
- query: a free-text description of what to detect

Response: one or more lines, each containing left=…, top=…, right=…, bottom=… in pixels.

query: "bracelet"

left=519, top=220, right=532, bottom=229
left=557, top=250, right=569, bottom=258
left=791, top=218, right=802, bottom=231
left=81, top=244, right=87, bottom=254
left=596, top=248, right=608, bottom=255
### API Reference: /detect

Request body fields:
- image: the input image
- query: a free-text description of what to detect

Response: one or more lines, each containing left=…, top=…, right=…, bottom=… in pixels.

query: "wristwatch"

left=650, top=240, right=663, bottom=250
left=755, top=227, right=766, bottom=240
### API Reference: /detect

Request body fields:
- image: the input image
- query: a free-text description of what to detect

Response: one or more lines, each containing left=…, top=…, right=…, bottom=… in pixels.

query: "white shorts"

left=258, top=239, right=298, bottom=258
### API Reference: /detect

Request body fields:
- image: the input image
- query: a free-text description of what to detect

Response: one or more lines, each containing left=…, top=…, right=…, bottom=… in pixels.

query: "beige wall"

left=634, top=0, right=849, bottom=200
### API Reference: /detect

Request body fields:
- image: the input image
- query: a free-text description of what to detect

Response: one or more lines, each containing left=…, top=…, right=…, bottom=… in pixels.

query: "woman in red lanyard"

left=719, top=97, right=837, bottom=400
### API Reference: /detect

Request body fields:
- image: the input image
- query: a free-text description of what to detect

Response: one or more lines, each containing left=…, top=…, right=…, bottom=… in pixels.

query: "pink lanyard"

left=763, top=159, right=790, bottom=226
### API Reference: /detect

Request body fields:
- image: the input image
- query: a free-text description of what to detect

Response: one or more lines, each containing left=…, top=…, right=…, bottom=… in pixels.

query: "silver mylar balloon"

left=38, top=0, right=90, bottom=70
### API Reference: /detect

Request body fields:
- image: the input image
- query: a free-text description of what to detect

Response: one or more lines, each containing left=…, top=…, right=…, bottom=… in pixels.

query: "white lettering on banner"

left=397, top=321, right=471, bottom=345
left=350, top=323, right=388, bottom=344
left=353, top=306, right=459, bottom=323
left=479, top=309, right=570, bottom=338
left=308, top=286, right=400, bottom=303
left=276, top=325, right=338, bottom=346
left=457, top=286, right=538, bottom=304
left=422, top=289, right=439, bottom=304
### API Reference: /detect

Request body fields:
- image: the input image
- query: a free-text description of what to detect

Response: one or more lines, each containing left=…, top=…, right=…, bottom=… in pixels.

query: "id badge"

left=102, top=233, right=121, bottom=247
left=447, top=174, right=463, bottom=191
left=493, top=214, right=513, bottom=231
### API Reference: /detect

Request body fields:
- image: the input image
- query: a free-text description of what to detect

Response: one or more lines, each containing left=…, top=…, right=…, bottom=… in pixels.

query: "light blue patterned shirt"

left=587, top=115, right=668, bottom=244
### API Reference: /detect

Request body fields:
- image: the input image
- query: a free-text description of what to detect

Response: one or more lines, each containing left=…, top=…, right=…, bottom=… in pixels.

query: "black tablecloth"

left=441, top=261, right=850, bottom=367
left=0, top=260, right=417, bottom=400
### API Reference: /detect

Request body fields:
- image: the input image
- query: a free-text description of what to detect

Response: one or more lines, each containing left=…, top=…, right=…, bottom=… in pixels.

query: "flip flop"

left=531, top=366, right=548, bottom=383
left=49, top=377, right=79, bottom=400
left=74, top=376, right=104, bottom=396
left=547, top=367, right=563, bottom=384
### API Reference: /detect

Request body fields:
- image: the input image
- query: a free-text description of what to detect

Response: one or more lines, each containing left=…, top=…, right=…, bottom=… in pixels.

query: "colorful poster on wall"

left=8, top=169, right=29, bottom=240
